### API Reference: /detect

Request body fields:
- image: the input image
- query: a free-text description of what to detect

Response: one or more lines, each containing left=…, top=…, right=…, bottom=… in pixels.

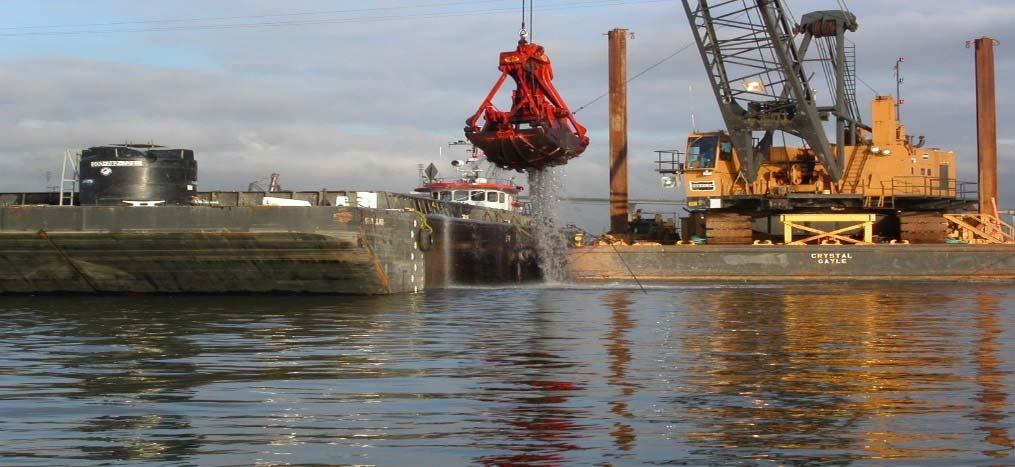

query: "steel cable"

left=0, top=0, right=670, bottom=37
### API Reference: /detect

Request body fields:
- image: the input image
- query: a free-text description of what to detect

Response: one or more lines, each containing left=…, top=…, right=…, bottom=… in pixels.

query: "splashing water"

left=526, top=167, right=569, bottom=283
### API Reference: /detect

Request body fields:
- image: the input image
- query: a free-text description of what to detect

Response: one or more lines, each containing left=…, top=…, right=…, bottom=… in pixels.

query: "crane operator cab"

left=682, top=132, right=735, bottom=207
left=686, top=133, right=734, bottom=170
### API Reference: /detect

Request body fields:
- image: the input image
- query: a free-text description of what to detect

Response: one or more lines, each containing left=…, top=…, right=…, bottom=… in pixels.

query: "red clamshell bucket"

left=465, top=41, right=589, bottom=172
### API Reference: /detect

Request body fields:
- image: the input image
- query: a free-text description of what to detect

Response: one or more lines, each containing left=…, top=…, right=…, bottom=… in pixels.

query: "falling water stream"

left=526, top=167, right=570, bottom=282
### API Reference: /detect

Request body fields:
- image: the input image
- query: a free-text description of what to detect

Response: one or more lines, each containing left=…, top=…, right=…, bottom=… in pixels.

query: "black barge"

left=0, top=190, right=540, bottom=294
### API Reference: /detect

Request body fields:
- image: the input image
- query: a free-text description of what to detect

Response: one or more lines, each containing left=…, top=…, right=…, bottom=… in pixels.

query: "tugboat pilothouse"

left=414, top=142, right=523, bottom=211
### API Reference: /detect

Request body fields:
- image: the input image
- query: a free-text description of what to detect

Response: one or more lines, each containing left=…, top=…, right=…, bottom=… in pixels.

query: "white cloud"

left=15, top=119, right=66, bottom=130
left=236, top=131, right=280, bottom=153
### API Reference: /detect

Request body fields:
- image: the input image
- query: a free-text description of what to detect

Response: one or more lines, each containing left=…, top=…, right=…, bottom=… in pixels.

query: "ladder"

left=58, top=150, right=79, bottom=206
left=943, top=213, right=1014, bottom=244
left=840, top=145, right=869, bottom=194
left=843, top=42, right=861, bottom=121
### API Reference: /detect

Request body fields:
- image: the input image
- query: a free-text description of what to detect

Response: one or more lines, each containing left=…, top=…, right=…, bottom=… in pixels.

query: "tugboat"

left=413, top=141, right=524, bottom=212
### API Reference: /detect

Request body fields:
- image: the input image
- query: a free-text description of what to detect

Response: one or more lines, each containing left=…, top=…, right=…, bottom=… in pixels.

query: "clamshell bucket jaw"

left=465, top=40, right=589, bottom=171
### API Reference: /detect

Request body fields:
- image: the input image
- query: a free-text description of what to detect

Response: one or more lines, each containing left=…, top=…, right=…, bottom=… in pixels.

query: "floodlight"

left=742, top=80, right=765, bottom=93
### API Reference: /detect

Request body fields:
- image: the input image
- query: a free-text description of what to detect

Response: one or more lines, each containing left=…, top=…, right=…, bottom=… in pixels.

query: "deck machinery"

left=669, top=0, right=976, bottom=244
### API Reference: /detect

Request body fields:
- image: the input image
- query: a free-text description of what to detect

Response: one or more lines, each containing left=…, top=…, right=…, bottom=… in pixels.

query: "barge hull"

left=568, top=244, right=1015, bottom=281
left=0, top=206, right=423, bottom=294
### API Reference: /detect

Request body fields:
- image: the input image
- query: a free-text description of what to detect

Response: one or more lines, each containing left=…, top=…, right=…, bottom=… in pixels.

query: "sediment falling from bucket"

left=527, top=167, right=569, bottom=283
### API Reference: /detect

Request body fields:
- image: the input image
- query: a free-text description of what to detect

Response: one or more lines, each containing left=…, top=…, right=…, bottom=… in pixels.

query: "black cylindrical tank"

left=78, top=144, right=198, bottom=206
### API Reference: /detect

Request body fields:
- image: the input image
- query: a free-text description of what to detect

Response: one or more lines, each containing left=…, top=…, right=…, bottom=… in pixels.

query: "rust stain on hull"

left=360, top=221, right=393, bottom=294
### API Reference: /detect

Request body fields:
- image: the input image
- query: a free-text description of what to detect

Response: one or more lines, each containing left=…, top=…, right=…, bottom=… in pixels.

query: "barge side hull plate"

left=568, top=245, right=1015, bottom=281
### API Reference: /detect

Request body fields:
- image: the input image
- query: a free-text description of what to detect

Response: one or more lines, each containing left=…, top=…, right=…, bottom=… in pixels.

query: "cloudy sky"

left=0, top=0, right=1012, bottom=230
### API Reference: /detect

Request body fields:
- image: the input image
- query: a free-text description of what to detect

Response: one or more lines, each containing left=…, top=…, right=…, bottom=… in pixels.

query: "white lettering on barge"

left=810, top=252, right=853, bottom=265
left=91, top=160, right=144, bottom=167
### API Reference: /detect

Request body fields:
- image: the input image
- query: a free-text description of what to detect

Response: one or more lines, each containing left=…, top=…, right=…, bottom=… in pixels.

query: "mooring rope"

left=609, top=243, right=646, bottom=294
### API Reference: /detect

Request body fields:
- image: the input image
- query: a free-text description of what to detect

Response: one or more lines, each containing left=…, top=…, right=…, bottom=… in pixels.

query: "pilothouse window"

left=486, top=191, right=498, bottom=202
left=471, top=191, right=485, bottom=201
left=439, top=191, right=451, bottom=201
left=453, top=191, right=468, bottom=201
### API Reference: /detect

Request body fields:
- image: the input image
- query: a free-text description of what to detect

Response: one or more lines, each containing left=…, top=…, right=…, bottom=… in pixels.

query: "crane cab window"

left=687, top=136, right=719, bottom=169
left=719, top=141, right=733, bottom=161
left=453, top=190, right=468, bottom=201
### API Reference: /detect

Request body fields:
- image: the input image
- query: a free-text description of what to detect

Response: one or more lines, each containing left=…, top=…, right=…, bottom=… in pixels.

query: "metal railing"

left=654, top=150, right=684, bottom=174
left=873, top=176, right=977, bottom=203
left=890, top=176, right=957, bottom=197
left=419, top=176, right=520, bottom=189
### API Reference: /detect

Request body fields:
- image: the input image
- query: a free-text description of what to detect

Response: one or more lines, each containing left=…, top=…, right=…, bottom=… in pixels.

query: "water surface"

left=1, top=283, right=1013, bottom=465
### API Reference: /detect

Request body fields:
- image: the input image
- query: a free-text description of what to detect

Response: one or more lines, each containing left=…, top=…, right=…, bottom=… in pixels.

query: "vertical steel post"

left=974, top=37, right=998, bottom=215
left=835, top=20, right=846, bottom=187
left=608, top=28, right=629, bottom=234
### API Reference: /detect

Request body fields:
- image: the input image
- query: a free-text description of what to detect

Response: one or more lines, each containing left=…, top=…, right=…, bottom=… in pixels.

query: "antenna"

left=894, top=57, right=905, bottom=119
left=689, top=84, right=696, bottom=131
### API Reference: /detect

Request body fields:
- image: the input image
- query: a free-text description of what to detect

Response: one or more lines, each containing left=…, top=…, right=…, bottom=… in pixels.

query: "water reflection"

left=973, top=294, right=1015, bottom=457
left=4, top=295, right=411, bottom=398
left=672, top=285, right=995, bottom=464
left=603, top=290, right=638, bottom=455
left=76, top=414, right=203, bottom=462
left=0, top=294, right=413, bottom=464
left=472, top=290, right=585, bottom=466
left=0, top=285, right=1012, bottom=465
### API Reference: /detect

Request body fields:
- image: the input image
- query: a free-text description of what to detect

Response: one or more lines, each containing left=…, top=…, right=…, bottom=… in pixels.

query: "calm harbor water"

left=1, top=283, right=1013, bottom=465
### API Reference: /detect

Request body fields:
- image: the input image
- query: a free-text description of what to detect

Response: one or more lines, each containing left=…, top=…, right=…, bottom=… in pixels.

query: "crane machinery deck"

left=660, top=0, right=985, bottom=244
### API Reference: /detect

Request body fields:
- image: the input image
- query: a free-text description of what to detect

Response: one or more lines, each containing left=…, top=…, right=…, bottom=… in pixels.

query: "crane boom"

left=681, top=0, right=859, bottom=182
